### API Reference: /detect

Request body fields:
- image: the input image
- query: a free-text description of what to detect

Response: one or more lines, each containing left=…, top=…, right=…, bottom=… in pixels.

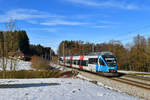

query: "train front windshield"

left=102, top=55, right=117, bottom=67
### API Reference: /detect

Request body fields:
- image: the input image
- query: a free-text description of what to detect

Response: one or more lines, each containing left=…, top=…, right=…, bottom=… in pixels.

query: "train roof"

left=60, top=51, right=114, bottom=57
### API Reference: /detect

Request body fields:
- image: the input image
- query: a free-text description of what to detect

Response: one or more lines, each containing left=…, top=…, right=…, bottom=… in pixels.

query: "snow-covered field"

left=0, top=78, right=142, bottom=100
left=0, top=62, right=145, bottom=100
left=0, top=59, right=33, bottom=71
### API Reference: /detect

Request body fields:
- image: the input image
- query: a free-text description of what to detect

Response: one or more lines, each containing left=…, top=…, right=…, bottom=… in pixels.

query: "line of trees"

left=0, top=30, right=29, bottom=54
left=0, top=30, right=55, bottom=60
left=58, top=34, right=150, bottom=72
left=30, top=44, right=55, bottom=60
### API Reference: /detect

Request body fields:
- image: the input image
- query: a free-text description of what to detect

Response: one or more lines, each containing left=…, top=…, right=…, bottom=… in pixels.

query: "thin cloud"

left=0, top=9, right=87, bottom=27
left=0, top=9, right=64, bottom=23
left=65, top=0, right=139, bottom=10
left=98, top=20, right=119, bottom=25
left=67, top=0, right=100, bottom=6
left=27, top=20, right=38, bottom=24
left=29, top=28, right=59, bottom=32
left=41, top=20, right=88, bottom=26
left=94, top=25, right=108, bottom=29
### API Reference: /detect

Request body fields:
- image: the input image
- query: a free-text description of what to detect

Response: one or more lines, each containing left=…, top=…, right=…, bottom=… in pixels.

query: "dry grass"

left=0, top=70, right=62, bottom=78
left=31, top=56, right=50, bottom=70
left=0, top=70, right=76, bottom=79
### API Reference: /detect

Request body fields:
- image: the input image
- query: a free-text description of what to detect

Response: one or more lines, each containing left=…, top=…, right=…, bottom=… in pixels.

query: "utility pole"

left=49, top=49, right=51, bottom=61
left=92, top=44, right=94, bottom=52
left=69, top=49, right=71, bottom=56
left=45, top=52, right=47, bottom=60
left=63, top=42, right=65, bottom=57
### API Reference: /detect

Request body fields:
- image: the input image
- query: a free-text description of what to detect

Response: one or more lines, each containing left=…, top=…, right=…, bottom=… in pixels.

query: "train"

left=59, top=52, right=118, bottom=76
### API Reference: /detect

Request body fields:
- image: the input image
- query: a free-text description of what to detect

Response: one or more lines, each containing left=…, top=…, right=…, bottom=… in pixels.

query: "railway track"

left=111, top=77, right=150, bottom=90
left=56, top=65, right=150, bottom=99
left=59, top=65, right=150, bottom=87
left=82, top=70, right=150, bottom=91
left=59, top=64, right=150, bottom=89
left=122, top=74, right=150, bottom=82
left=78, top=71, right=150, bottom=100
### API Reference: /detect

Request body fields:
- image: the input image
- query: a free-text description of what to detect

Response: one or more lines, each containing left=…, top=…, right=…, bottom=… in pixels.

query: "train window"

left=76, top=60, right=78, bottom=65
left=73, top=60, right=76, bottom=65
left=89, top=58, right=98, bottom=64
left=69, top=60, right=71, bottom=64
left=77, top=60, right=80, bottom=65
left=81, top=60, right=88, bottom=66
left=59, top=58, right=63, bottom=61
left=67, top=60, right=69, bottom=64
left=99, top=59, right=105, bottom=66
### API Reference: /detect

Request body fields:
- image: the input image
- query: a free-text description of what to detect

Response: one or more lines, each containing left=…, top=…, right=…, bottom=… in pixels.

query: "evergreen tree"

left=18, top=31, right=29, bottom=54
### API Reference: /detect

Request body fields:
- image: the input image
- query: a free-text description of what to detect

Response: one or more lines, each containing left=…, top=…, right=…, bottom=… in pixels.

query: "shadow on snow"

left=0, top=83, right=60, bottom=88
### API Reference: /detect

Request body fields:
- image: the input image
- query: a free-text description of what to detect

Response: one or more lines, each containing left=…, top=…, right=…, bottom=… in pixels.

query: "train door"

left=96, top=58, right=100, bottom=72
left=99, top=57, right=106, bottom=72
left=88, top=58, right=98, bottom=72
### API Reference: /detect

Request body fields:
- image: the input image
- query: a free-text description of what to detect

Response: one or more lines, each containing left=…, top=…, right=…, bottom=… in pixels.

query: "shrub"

left=31, top=56, right=50, bottom=70
left=0, top=70, right=61, bottom=78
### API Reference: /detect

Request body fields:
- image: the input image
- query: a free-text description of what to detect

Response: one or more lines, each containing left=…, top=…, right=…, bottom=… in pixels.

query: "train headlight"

left=109, top=69, right=116, bottom=72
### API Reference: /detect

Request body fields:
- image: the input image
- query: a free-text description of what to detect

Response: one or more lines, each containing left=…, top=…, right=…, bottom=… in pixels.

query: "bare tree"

left=0, top=32, right=8, bottom=78
left=4, top=18, right=17, bottom=73
left=5, top=18, right=16, bottom=32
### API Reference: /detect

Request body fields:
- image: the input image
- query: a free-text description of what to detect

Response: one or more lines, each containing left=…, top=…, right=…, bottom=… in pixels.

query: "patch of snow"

left=77, top=74, right=120, bottom=92
left=77, top=74, right=92, bottom=81
left=0, top=59, right=33, bottom=71
left=0, top=78, right=143, bottom=100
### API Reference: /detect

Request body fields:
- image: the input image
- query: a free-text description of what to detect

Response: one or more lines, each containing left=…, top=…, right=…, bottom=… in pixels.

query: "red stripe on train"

left=70, top=56, right=73, bottom=67
left=79, top=56, right=84, bottom=69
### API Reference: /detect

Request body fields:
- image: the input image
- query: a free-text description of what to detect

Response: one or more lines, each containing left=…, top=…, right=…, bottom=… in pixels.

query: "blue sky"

left=0, top=0, right=150, bottom=52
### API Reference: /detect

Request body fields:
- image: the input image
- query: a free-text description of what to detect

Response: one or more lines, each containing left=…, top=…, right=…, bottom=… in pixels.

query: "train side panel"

left=59, top=53, right=118, bottom=76
left=87, top=56, right=97, bottom=72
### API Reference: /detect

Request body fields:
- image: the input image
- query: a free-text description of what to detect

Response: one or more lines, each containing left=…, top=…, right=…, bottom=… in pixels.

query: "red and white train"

left=59, top=52, right=118, bottom=76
